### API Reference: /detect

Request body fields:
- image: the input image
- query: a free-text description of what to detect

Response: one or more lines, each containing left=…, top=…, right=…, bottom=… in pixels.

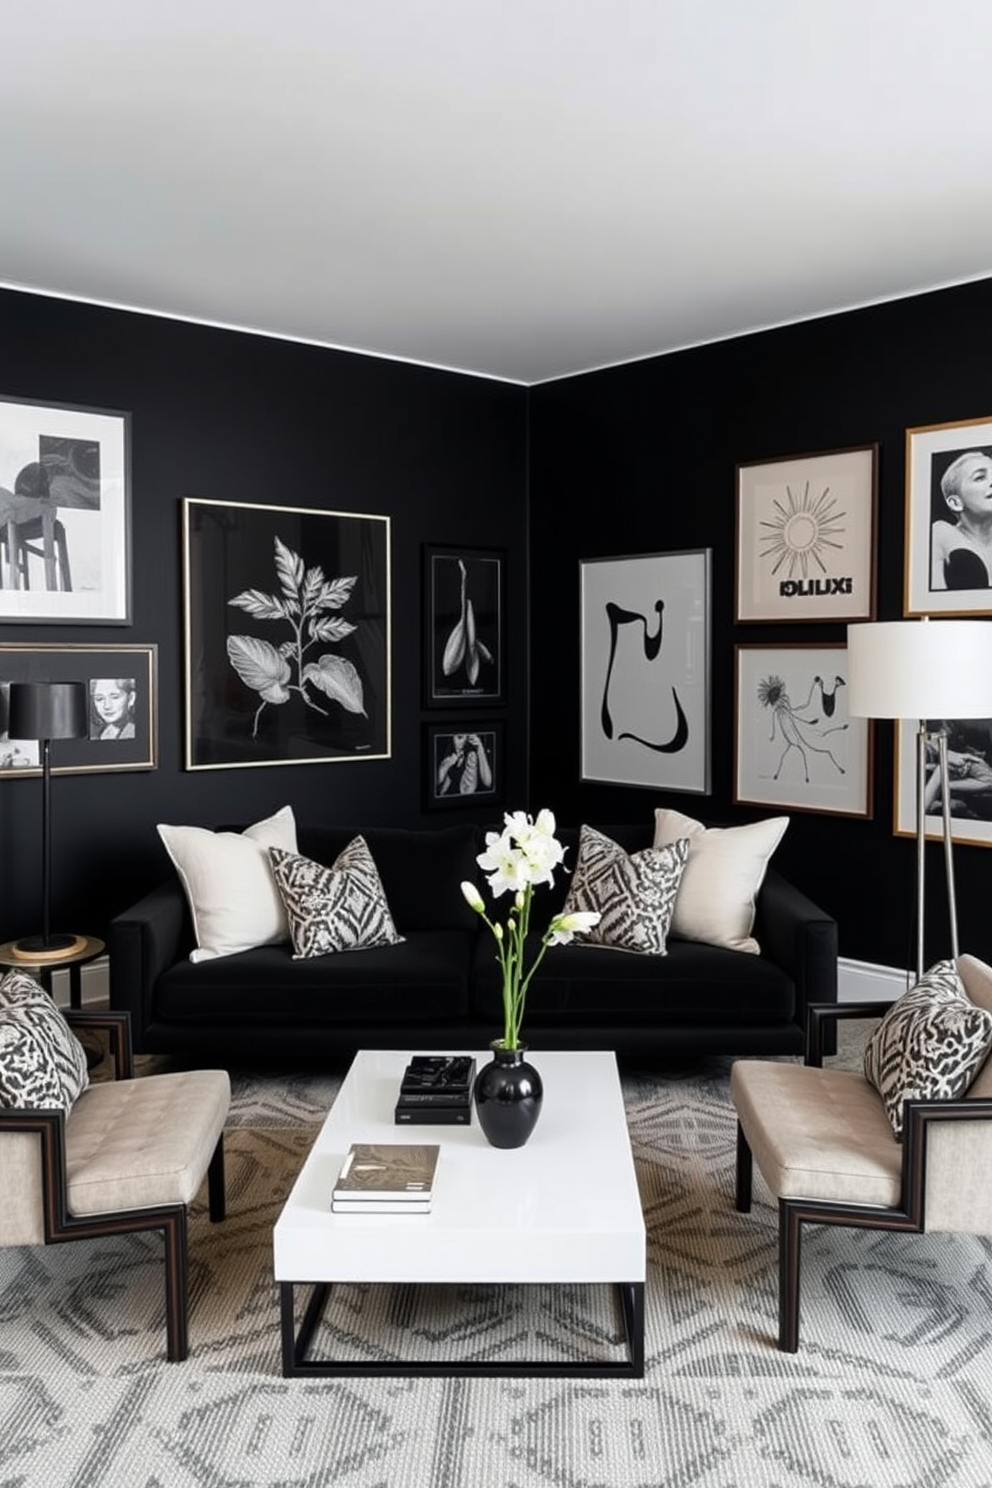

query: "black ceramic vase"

left=473, top=1043, right=543, bottom=1149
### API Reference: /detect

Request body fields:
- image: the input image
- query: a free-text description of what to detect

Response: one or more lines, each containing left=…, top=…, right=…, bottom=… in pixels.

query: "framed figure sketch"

left=424, top=721, right=502, bottom=811
left=0, top=395, right=131, bottom=624
left=735, top=445, right=877, bottom=623
left=424, top=545, right=504, bottom=707
left=183, top=498, right=391, bottom=771
left=580, top=549, right=711, bottom=793
left=734, top=643, right=872, bottom=818
left=904, top=416, right=992, bottom=615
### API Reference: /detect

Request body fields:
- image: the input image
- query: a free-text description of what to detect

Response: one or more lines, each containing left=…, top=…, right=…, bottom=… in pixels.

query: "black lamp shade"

left=8, top=681, right=88, bottom=742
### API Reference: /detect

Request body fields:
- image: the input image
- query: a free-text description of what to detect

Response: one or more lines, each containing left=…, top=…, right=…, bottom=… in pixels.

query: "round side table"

left=0, top=935, right=106, bottom=1009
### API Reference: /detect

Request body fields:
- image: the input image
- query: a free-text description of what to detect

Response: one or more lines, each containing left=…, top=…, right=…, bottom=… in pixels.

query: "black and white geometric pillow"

left=0, top=970, right=89, bottom=1111
left=560, top=825, right=689, bottom=956
left=863, top=959, right=992, bottom=1139
left=269, top=837, right=405, bottom=959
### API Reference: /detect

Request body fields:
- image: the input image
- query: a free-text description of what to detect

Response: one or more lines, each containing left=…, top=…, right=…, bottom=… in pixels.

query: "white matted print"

left=895, top=717, right=992, bottom=848
left=735, top=644, right=872, bottom=817
left=904, top=417, right=992, bottom=615
left=736, top=445, right=877, bottom=623
left=580, top=549, right=710, bottom=793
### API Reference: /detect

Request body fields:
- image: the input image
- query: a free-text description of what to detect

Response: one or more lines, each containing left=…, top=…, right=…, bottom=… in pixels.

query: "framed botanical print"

left=423, top=545, right=504, bottom=708
left=580, top=548, right=711, bottom=793
left=183, top=498, right=391, bottom=770
left=904, top=416, right=992, bottom=615
left=735, top=445, right=877, bottom=623
left=734, top=643, right=872, bottom=817
left=424, top=721, right=503, bottom=811
left=0, top=642, right=157, bottom=775
left=0, top=395, right=131, bottom=624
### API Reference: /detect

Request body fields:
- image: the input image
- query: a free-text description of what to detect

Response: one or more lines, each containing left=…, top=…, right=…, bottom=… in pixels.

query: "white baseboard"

left=838, top=957, right=911, bottom=1003
left=50, top=956, right=110, bottom=1009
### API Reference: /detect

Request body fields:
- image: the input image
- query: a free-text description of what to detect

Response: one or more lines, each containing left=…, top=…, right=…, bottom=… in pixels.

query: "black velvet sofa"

left=108, top=821, right=838, bottom=1064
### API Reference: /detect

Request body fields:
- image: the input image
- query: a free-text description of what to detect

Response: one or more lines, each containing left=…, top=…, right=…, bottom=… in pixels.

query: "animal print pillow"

left=0, top=970, right=89, bottom=1111
left=863, top=960, right=992, bottom=1139
left=269, top=836, right=404, bottom=959
left=559, top=825, right=688, bottom=956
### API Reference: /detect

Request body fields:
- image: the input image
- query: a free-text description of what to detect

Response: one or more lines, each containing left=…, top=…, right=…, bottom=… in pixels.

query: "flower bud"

left=460, top=881, right=485, bottom=913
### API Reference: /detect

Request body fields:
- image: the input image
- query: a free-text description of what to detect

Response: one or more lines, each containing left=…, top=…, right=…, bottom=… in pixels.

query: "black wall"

left=528, top=279, right=992, bottom=972
left=0, top=290, right=529, bottom=942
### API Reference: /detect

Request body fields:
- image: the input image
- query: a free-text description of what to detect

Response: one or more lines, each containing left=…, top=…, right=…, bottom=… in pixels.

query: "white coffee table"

left=273, top=1048, right=646, bottom=1377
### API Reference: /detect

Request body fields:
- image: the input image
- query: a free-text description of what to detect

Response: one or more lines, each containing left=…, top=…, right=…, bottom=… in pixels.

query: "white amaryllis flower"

left=460, top=809, right=600, bottom=1049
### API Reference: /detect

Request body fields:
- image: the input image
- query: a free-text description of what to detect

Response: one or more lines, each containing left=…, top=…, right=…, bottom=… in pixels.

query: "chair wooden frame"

left=0, top=1009, right=226, bottom=1362
left=735, top=1000, right=992, bottom=1352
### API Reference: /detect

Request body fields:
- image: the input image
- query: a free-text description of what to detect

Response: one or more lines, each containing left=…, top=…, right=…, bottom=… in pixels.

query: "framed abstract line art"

left=0, top=642, right=157, bottom=776
left=183, top=498, right=391, bottom=771
left=580, top=548, right=711, bottom=793
left=895, top=717, right=992, bottom=849
left=0, top=395, right=131, bottom=624
left=904, top=416, right=992, bottom=615
left=734, top=643, right=872, bottom=818
left=424, top=545, right=504, bottom=708
left=735, top=445, right=877, bottom=623
left=424, top=721, right=503, bottom=811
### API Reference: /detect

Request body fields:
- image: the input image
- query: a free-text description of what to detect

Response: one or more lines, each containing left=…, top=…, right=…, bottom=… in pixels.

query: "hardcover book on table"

left=332, top=1142, right=439, bottom=1202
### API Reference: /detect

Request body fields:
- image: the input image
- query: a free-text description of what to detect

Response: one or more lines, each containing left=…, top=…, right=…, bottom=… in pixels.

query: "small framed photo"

left=735, top=445, right=877, bottom=623
left=183, top=498, right=391, bottom=771
left=0, top=642, right=157, bottom=776
left=895, top=717, right=992, bottom=848
left=904, top=417, right=992, bottom=615
left=423, top=545, right=504, bottom=708
left=580, top=548, right=711, bottom=793
left=0, top=394, right=131, bottom=624
left=424, top=721, right=503, bottom=811
left=734, top=643, right=873, bottom=818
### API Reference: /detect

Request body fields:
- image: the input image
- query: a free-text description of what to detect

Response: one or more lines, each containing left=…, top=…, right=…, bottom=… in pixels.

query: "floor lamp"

left=6, top=680, right=88, bottom=961
left=846, top=619, right=992, bottom=982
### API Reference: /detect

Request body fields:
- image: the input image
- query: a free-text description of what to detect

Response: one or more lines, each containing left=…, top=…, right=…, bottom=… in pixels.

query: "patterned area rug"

left=3, top=1031, right=992, bottom=1487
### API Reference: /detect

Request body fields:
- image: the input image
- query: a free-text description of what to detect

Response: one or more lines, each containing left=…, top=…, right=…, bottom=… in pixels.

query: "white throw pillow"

left=652, top=808, right=788, bottom=954
left=158, top=805, right=297, bottom=963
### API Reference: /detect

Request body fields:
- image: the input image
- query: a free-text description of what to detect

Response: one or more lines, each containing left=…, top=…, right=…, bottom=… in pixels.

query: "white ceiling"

left=4, top=1, right=992, bottom=386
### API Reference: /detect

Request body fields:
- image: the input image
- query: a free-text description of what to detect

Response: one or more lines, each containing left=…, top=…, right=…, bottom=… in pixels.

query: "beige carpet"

left=2, top=1031, right=992, bottom=1486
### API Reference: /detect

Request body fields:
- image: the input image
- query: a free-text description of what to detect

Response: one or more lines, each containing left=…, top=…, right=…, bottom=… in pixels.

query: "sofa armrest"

left=753, top=866, right=838, bottom=1034
left=108, top=880, right=189, bottom=1052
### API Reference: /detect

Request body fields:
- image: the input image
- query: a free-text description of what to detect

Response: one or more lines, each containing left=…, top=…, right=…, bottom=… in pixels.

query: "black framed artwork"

left=424, top=721, right=503, bottom=811
left=0, top=394, right=131, bottom=624
left=0, top=642, right=157, bottom=775
left=423, top=545, right=504, bottom=707
left=183, top=498, right=391, bottom=771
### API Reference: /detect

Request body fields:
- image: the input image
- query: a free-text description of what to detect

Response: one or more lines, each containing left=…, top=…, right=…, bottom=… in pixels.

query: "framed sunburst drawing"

left=735, top=445, right=878, bottom=623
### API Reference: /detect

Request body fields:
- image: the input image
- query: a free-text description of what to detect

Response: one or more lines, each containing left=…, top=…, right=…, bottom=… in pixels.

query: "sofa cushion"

left=270, top=837, right=404, bottom=958
left=560, top=825, right=687, bottom=956
left=157, top=805, right=297, bottom=962
left=0, top=970, right=89, bottom=1111
left=863, top=959, right=992, bottom=1139
left=653, top=809, right=788, bottom=954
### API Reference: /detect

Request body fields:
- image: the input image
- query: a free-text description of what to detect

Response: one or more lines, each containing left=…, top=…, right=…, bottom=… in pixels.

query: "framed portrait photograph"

left=183, top=498, right=391, bottom=771
left=735, top=445, right=877, bottom=623
left=580, top=548, right=711, bottom=793
left=734, top=643, right=873, bottom=817
left=424, top=720, right=503, bottom=811
left=895, top=716, right=992, bottom=848
left=0, top=642, right=157, bottom=776
left=904, top=416, right=992, bottom=615
left=0, top=395, right=131, bottom=624
left=424, top=545, right=504, bottom=708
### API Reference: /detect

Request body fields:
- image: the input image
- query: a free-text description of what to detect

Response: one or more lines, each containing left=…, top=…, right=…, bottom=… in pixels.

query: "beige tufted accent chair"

left=0, top=1008, right=230, bottom=1361
left=731, top=953, right=992, bottom=1352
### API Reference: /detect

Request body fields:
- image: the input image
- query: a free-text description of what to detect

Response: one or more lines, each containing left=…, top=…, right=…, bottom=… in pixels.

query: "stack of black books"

left=394, top=1055, right=476, bottom=1125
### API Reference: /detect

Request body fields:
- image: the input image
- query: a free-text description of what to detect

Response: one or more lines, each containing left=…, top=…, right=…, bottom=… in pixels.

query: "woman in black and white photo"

left=436, top=732, right=493, bottom=796
left=89, top=677, right=136, bottom=740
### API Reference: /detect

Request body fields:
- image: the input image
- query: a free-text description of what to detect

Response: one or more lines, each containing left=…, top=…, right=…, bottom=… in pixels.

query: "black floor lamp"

left=7, top=680, right=88, bottom=961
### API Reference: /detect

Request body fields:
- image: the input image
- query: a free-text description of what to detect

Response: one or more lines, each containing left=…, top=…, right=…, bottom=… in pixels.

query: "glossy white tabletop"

left=274, top=1049, right=645, bottom=1285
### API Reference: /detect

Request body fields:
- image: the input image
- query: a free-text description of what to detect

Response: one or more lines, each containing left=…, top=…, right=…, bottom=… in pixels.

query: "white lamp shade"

left=846, top=619, right=992, bottom=720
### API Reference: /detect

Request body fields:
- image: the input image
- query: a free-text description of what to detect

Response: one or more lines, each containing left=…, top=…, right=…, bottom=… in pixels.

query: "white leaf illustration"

left=227, top=635, right=292, bottom=703
left=274, top=536, right=305, bottom=602
left=309, top=615, right=358, bottom=643
left=228, top=589, right=287, bottom=621
left=302, top=654, right=367, bottom=715
left=316, top=576, right=358, bottom=611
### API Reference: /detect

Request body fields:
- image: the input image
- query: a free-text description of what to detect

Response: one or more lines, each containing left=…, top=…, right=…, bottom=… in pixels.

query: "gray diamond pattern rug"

left=2, top=1030, right=992, bottom=1486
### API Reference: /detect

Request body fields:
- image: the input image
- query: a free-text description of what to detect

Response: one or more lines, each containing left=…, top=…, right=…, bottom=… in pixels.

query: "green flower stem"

left=479, top=882, right=560, bottom=1051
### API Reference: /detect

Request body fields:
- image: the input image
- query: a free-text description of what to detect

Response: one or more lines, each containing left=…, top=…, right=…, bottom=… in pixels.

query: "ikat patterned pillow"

left=0, top=970, right=89, bottom=1111
left=863, top=959, right=992, bottom=1140
left=560, top=825, right=688, bottom=956
left=269, top=837, right=404, bottom=959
